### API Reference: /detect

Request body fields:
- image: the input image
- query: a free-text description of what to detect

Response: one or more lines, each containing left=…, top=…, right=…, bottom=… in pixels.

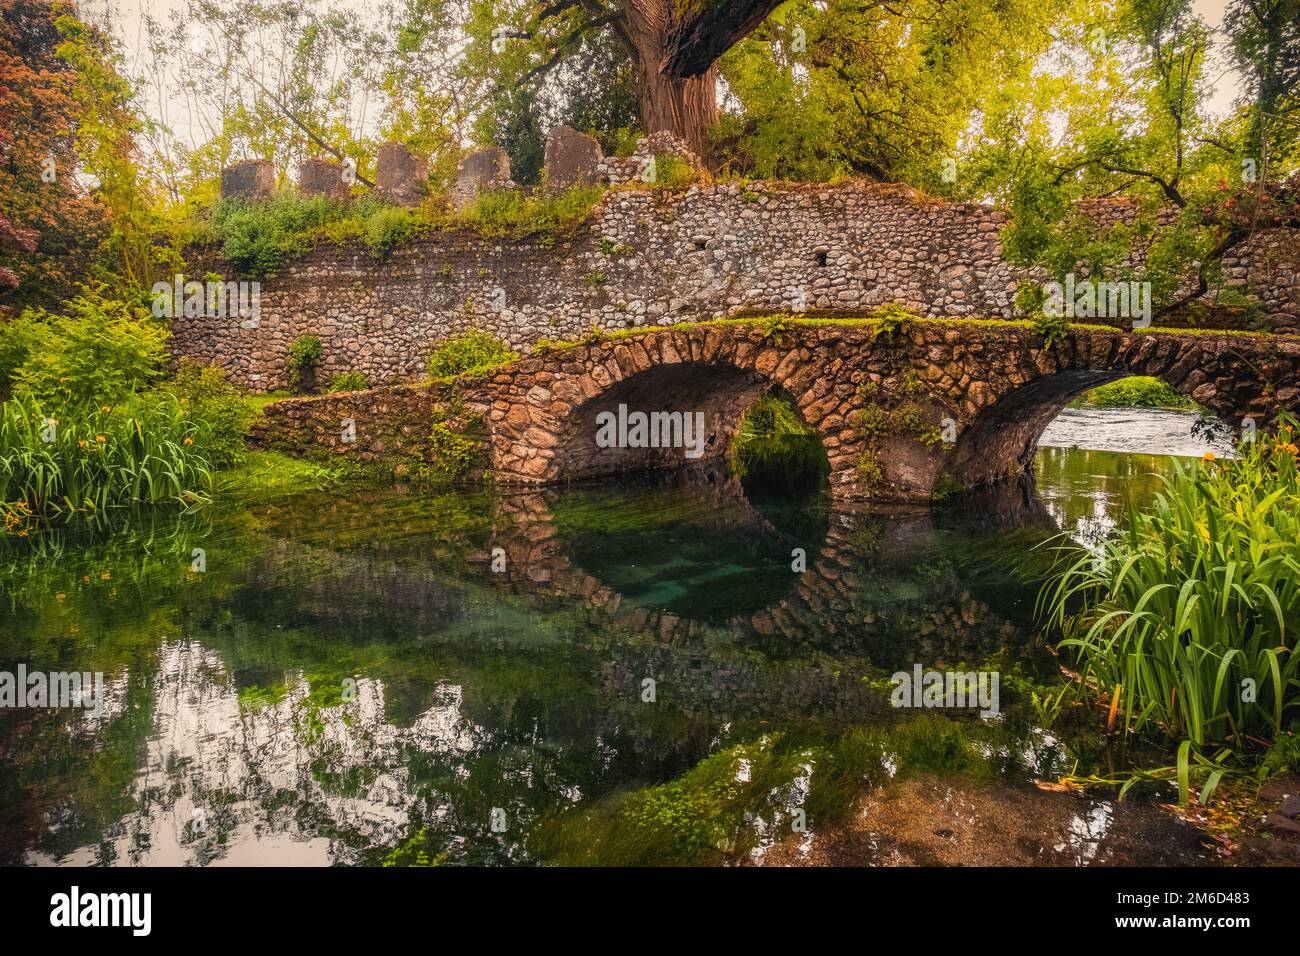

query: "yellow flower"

left=78, top=440, right=87, bottom=449
left=1202, top=451, right=1216, bottom=462
left=95, top=434, right=106, bottom=443
left=101, top=405, right=112, bottom=414
left=183, top=436, right=193, bottom=445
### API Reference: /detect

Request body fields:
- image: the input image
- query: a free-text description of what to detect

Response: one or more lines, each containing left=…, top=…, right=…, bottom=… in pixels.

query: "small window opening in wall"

left=694, top=238, right=708, bottom=251
left=815, top=250, right=829, bottom=268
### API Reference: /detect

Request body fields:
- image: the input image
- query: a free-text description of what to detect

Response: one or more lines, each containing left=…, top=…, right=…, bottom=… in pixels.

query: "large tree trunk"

left=619, top=0, right=717, bottom=160
left=611, top=0, right=786, bottom=161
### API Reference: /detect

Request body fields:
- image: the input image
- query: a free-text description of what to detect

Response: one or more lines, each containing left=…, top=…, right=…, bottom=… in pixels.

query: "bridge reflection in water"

left=6, top=458, right=1102, bottom=867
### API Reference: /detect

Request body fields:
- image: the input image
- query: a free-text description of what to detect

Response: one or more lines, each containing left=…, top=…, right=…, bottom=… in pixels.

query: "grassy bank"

left=1071, top=376, right=1195, bottom=410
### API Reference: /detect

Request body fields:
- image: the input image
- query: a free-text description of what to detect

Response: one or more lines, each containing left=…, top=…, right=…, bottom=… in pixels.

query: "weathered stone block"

left=544, top=125, right=602, bottom=190
left=298, top=158, right=349, bottom=199
left=376, top=142, right=428, bottom=206
left=221, top=160, right=274, bottom=200
left=453, top=146, right=513, bottom=208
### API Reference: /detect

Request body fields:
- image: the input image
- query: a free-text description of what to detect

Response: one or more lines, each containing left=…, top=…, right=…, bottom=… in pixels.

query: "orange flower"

left=1202, top=451, right=1216, bottom=462
left=95, top=434, right=106, bottom=443
left=183, top=436, right=193, bottom=445
left=78, top=439, right=87, bottom=449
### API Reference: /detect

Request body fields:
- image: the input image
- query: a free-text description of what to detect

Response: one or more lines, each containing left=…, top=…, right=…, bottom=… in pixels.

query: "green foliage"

left=1074, top=376, right=1194, bottom=410
left=424, top=413, right=482, bottom=484
left=287, top=334, right=322, bottom=388
left=5, top=291, right=167, bottom=410
left=715, top=0, right=1060, bottom=182
left=729, top=394, right=828, bottom=492
left=871, top=302, right=919, bottom=341
left=647, top=152, right=696, bottom=190
left=161, top=360, right=255, bottom=468
left=324, top=370, right=370, bottom=393
left=425, top=329, right=516, bottom=380
left=1039, top=421, right=1300, bottom=800
left=856, top=449, right=883, bottom=489
left=361, top=206, right=418, bottom=258
left=208, top=192, right=346, bottom=279
left=1032, top=311, right=1071, bottom=348
left=198, top=193, right=429, bottom=276
left=456, top=185, right=604, bottom=240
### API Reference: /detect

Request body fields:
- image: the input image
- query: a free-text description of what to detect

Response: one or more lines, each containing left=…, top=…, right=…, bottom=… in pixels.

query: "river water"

left=0, top=407, right=1227, bottom=866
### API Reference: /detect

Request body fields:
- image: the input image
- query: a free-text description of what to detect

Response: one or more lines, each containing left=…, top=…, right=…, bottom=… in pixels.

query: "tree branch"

left=246, top=74, right=375, bottom=187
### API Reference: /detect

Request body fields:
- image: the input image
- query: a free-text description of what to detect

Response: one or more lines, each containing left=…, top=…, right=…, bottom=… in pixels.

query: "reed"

left=1, top=394, right=217, bottom=524
left=1038, top=419, right=1300, bottom=797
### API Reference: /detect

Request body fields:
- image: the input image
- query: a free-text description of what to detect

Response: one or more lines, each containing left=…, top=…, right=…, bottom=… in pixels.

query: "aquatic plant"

left=1, top=393, right=217, bottom=523
left=1039, top=419, right=1300, bottom=801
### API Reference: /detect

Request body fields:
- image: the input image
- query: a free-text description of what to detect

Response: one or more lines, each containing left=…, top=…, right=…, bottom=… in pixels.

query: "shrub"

left=7, top=292, right=167, bottom=410
left=729, top=394, right=828, bottom=492
left=457, top=185, right=604, bottom=240
left=325, top=370, right=370, bottom=393
left=162, top=360, right=255, bottom=467
left=425, top=329, right=517, bottom=379
left=1032, top=311, right=1070, bottom=348
left=211, top=191, right=346, bottom=278
left=287, top=334, right=322, bottom=390
left=1074, top=376, right=1194, bottom=409
left=647, top=152, right=696, bottom=190
left=362, top=206, right=417, bottom=258
left=870, top=302, right=919, bottom=341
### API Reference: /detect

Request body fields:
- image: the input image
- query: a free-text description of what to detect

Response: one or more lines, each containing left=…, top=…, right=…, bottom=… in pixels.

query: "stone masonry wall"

left=174, top=180, right=1300, bottom=392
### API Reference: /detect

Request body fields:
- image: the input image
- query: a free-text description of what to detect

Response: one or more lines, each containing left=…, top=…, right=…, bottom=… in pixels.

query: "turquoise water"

left=0, top=409, right=1218, bottom=866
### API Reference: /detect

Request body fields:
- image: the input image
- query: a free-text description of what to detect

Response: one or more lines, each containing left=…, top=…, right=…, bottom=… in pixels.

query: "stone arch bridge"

left=479, top=319, right=1300, bottom=501
left=256, top=318, right=1300, bottom=502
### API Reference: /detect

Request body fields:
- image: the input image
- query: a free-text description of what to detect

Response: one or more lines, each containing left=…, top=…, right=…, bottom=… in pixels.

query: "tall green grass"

left=1, top=395, right=218, bottom=525
left=1039, top=421, right=1300, bottom=798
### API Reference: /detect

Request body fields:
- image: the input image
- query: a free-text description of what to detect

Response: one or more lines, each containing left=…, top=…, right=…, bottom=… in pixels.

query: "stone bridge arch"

left=485, top=324, right=851, bottom=486
left=483, top=320, right=1300, bottom=501
left=940, top=328, right=1300, bottom=491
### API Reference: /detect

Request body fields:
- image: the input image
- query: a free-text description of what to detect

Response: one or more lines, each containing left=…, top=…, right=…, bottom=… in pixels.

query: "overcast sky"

left=81, top=0, right=1249, bottom=153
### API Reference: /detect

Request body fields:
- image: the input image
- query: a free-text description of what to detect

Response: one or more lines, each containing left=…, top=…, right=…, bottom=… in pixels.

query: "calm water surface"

left=0, top=407, right=1222, bottom=865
